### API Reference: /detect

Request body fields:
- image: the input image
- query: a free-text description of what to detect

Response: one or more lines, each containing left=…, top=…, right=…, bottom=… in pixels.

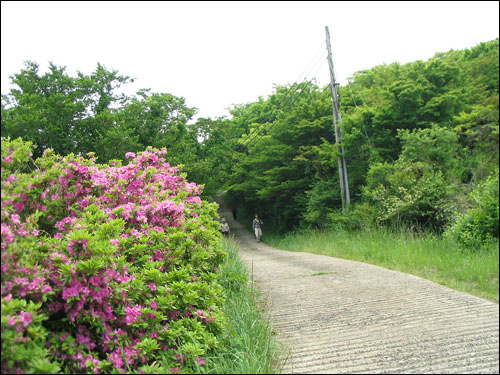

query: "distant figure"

left=252, top=214, right=263, bottom=243
left=231, top=207, right=237, bottom=220
left=220, top=218, right=230, bottom=237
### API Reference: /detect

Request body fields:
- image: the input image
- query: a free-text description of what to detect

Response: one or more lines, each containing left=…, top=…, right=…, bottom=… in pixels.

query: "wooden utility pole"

left=325, top=26, right=350, bottom=213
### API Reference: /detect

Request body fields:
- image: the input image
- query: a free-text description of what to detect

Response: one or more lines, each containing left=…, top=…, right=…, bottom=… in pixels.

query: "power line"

left=293, top=41, right=326, bottom=87
left=246, top=58, right=327, bottom=151
left=347, top=77, right=365, bottom=105
left=235, top=81, right=303, bottom=152
left=243, top=81, right=313, bottom=150
left=347, top=77, right=372, bottom=145
left=241, top=55, right=328, bottom=152
left=242, top=50, right=326, bottom=149
left=236, top=44, right=328, bottom=153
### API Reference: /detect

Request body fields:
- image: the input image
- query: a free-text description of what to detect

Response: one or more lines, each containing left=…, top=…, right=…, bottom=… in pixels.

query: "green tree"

left=397, top=125, right=461, bottom=178
left=1, top=61, right=131, bottom=159
left=227, top=81, right=336, bottom=232
left=116, top=90, right=195, bottom=151
left=185, top=117, right=239, bottom=197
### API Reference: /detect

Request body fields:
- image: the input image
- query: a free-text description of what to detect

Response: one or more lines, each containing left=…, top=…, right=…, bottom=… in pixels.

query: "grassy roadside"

left=265, top=228, right=499, bottom=303
left=203, top=238, right=283, bottom=374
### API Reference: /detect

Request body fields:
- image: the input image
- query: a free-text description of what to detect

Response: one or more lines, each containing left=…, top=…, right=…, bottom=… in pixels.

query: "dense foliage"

left=1, top=137, right=227, bottom=373
left=224, top=39, right=499, bottom=248
left=1, top=63, right=233, bottom=198
left=1, top=39, right=498, bottom=249
left=0, top=35, right=498, bottom=375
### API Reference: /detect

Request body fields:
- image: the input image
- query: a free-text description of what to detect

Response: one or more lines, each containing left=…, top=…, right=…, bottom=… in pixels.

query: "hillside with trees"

left=2, top=39, right=498, bottom=249
left=223, top=38, right=499, bottom=249
left=1, top=37, right=498, bottom=375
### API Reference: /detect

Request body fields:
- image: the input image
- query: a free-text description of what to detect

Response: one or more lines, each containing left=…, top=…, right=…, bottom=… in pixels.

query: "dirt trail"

left=216, top=199, right=499, bottom=374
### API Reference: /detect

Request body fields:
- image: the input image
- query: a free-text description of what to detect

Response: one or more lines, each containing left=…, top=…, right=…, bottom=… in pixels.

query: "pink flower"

left=147, top=283, right=156, bottom=292
left=18, top=311, right=33, bottom=328
left=196, top=358, right=206, bottom=365
left=4, top=155, right=13, bottom=163
left=62, top=286, right=80, bottom=300
left=110, top=239, right=119, bottom=246
left=48, top=302, right=64, bottom=312
left=60, top=333, right=70, bottom=342
left=125, top=152, right=136, bottom=159
left=124, top=305, right=142, bottom=324
left=174, top=353, right=185, bottom=363
left=41, top=285, right=52, bottom=293
left=76, top=333, right=92, bottom=346
left=10, top=214, right=21, bottom=225
left=13, top=202, right=24, bottom=212
left=28, top=280, right=40, bottom=291
left=107, top=351, right=124, bottom=369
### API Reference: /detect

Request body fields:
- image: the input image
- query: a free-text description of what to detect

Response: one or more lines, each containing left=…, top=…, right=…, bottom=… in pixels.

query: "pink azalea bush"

left=1, top=137, right=227, bottom=374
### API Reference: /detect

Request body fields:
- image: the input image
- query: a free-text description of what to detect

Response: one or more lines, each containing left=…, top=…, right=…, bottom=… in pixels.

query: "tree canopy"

left=2, top=39, right=498, bottom=246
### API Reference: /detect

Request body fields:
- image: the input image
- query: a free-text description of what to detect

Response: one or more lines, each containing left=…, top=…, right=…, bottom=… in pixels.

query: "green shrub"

left=445, top=171, right=499, bottom=249
left=362, top=161, right=451, bottom=231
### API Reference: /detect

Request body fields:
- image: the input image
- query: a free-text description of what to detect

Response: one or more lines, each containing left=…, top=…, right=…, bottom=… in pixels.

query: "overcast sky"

left=2, top=1, right=499, bottom=120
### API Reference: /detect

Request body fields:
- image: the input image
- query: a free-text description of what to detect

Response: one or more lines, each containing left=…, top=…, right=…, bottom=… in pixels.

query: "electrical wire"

left=238, top=52, right=328, bottom=153
left=246, top=57, right=327, bottom=151
left=347, top=77, right=371, bottom=145
left=236, top=44, right=328, bottom=152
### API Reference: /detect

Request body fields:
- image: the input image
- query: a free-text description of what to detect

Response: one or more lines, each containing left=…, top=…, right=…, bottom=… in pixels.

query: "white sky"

left=2, top=1, right=499, bottom=120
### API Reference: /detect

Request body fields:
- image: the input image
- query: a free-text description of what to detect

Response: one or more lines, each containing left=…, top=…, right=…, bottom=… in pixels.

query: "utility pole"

left=325, top=26, right=350, bottom=213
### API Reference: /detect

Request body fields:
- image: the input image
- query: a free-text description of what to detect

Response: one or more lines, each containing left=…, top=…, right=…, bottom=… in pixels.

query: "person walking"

left=253, top=214, right=263, bottom=243
left=220, top=218, right=230, bottom=237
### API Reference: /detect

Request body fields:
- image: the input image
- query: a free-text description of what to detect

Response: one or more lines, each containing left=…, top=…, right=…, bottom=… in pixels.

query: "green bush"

left=326, top=202, right=379, bottom=231
left=362, top=161, right=451, bottom=231
left=445, top=171, right=499, bottom=249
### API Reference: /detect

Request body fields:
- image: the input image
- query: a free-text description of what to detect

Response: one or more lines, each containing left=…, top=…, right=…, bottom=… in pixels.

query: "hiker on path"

left=231, top=207, right=237, bottom=221
left=220, top=218, right=230, bottom=237
left=253, top=214, right=263, bottom=243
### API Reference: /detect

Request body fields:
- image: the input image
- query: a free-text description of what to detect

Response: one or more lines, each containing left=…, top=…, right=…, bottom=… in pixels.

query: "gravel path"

left=216, top=200, right=499, bottom=374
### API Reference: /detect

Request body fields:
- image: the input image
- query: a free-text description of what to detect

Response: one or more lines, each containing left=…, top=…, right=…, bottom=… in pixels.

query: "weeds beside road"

left=205, top=238, right=282, bottom=374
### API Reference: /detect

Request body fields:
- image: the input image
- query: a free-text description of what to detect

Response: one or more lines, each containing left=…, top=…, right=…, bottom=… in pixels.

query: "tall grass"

left=266, top=228, right=499, bottom=303
left=203, top=238, right=283, bottom=374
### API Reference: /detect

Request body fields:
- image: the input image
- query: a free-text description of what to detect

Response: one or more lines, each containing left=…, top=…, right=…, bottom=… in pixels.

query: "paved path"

left=216, top=199, right=499, bottom=374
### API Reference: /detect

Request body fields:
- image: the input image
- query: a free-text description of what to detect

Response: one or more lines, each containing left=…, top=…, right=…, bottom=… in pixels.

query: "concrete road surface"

left=216, top=198, right=499, bottom=374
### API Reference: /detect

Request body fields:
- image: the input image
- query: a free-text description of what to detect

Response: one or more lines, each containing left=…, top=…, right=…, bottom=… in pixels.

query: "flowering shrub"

left=362, top=161, right=451, bottom=230
left=1, top=137, right=227, bottom=373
